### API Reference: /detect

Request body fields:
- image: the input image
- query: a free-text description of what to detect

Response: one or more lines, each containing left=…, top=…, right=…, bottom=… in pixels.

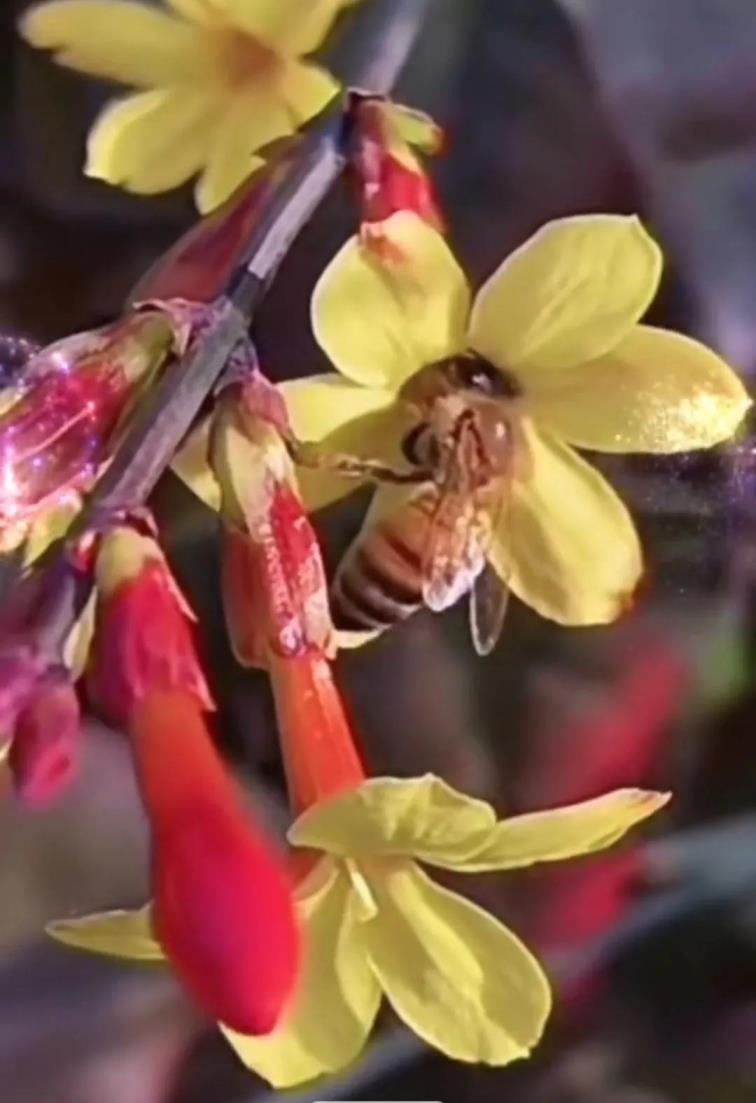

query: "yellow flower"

left=47, top=775, right=668, bottom=1086
left=20, top=0, right=354, bottom=211
left=286, top=212, right=750, bottom=626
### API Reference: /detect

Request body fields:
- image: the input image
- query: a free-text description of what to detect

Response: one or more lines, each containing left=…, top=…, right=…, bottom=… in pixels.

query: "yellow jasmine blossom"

left=47, top=776, right=668, bottom=1086
left=20, top=0, right=355, bottom=211
left=286, top=211, right=750, bottom=626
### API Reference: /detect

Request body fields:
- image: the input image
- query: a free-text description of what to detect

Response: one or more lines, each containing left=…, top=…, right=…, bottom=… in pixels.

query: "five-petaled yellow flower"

left=283, top=212, right=750, bottom=627
left=47, top=775, right=667, bottom=1086
left=20, top=0, right=356, bottom=211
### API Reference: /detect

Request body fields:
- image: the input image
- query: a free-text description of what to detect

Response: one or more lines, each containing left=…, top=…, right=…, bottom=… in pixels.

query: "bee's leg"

left=284, top=436, right=430, bottom=484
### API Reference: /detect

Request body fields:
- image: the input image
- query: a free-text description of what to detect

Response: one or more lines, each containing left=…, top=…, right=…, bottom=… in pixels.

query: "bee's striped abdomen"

left=331, top=494, right=434, bottom=632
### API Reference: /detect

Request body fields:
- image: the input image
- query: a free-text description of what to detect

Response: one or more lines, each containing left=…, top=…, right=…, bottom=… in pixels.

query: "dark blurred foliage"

left=5, top=1, right=756, bottom=1101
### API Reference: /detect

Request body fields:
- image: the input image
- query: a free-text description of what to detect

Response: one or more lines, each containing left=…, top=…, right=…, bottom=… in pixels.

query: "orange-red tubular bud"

left=131, top=689, right=300, bottom=1034
left=8, top=668, right=81, bottom=806
left=222, top=525, right=269, bottom=667
left=90, top=523, right=300, bottom=1032
left=211, top=397, right=334, bottom=665
left=88, top=527, right=213, bottom=727
left=268, top=651, right=365, bottom=815
left=210, top=394, right=366, bottom=815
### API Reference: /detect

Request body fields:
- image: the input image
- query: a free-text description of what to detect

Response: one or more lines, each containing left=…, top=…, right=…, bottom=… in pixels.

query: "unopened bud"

left=8, top=668, right=81, bottom=806
left=89, top=526, right=213, bottom=725
left=133, top=689, right=301, bottom=1034
left=0, top=644, right=46, bottom=734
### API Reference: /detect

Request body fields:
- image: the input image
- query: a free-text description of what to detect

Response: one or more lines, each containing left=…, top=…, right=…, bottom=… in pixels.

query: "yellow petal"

left=86, top=87, right=222, bottom=195
left=194, top=89, right=289, bottom=213
left=171, top=417, right=222, bottom=511
left=47, top=905, right=164, bottom=961
left=426, top=789, right=670, bottom=873
left=281, top=375, right=396, bottom=442
left=385, top=102, right=443, bottom=154
left=210, top=397, right=294, bottom=530
left=223, top=860, right=380, bottom=1088
left=95, top=526, right=163, bottom=595
left=0, top=383, right=25, bottom=419
left=289, top=775, right=497, bottom=862
left=312, top=212, right=470, bottom=388
left=363, top=863, right=551, bottom=1063
left=219, top=0, right=345, bottom=55
left=166, top=0, right=224, bottom=25
left=20, top=0, right=213, bottom=87
left=62, top=591, right=97, bottom=680
left=21, top=496, right=80, bottom=566
left=280, top=375, right=409, bottom=511
left=469, top=215, right=662, bottom=379
left=494, top=423, right=643, bottom=626
left=528, top=324, right=751, bottom=453
left=281, top=60, right=339, bottom=125
left=335, top=626, right=382, bottom=650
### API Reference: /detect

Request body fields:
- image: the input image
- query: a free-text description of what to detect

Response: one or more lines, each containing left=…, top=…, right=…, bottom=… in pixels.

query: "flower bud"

left=8, top=668, right=81, bottom=806
left=88, top=525, right=213, bottom=726
left=0, top=644, right=46, bottom=734
left=351, top=97, right=443, bottom=260
left=132, top=689, right=300, bottom=1034
left=210, top=395, right=334, bottom=663
left=0, top=306, right=197, bottom=552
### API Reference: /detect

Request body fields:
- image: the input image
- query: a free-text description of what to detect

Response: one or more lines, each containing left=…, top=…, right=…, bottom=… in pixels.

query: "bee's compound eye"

left=451, top=354, right=500, bottom=394
left=402, top=423, right=437, bottom=467
left=454, top=354, right=520, bottom=398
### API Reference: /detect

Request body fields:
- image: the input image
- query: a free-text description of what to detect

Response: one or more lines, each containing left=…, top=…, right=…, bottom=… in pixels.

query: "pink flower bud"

left=0, top=311, right=179, bottom=547
left=8, top=668, right=81, bottom=806
left=0, top=644, right=46, bottom=733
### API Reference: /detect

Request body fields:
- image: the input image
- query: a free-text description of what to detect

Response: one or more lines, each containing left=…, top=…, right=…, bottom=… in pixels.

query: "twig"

left=16, top=0, right=432, bottom=654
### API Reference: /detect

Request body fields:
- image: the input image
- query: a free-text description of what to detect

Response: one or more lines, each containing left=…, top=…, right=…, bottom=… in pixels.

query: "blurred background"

left=5, top=0, right=756, bottom=1099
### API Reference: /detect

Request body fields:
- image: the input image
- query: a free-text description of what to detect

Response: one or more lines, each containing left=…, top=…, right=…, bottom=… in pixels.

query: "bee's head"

left=446, top=353, right=519, bottom=398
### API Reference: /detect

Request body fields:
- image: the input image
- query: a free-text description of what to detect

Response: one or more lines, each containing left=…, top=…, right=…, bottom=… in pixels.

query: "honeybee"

left=330, top=353, right=529, bottom=655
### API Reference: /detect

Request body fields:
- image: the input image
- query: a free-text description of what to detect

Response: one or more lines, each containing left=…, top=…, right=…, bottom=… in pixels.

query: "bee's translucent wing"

left=419, top=414, right=492, bottom=612
left=421, top=488, right=486, bottom=612
left=470, top=559, right=510, bottom=656
left=468, top=465, right=515, bottom=655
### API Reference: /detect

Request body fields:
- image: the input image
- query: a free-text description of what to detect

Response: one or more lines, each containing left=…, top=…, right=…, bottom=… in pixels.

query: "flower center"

left=213, top=29, right=282, bottom=91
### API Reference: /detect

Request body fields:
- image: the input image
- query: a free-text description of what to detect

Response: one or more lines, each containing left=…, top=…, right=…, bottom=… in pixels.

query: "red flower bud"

left=129, top=147, right=297, bottom=305
left=132, top=689, right=300, bottom=1034
left=211, top=399, right=334, bottom=665
left=351, top=97, right=444, bottom=260
left=8, top=668, right=81, bottom=806
left=210, top=397, right=364, bottom=816
left=88, top=527, right=213, bottom=726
